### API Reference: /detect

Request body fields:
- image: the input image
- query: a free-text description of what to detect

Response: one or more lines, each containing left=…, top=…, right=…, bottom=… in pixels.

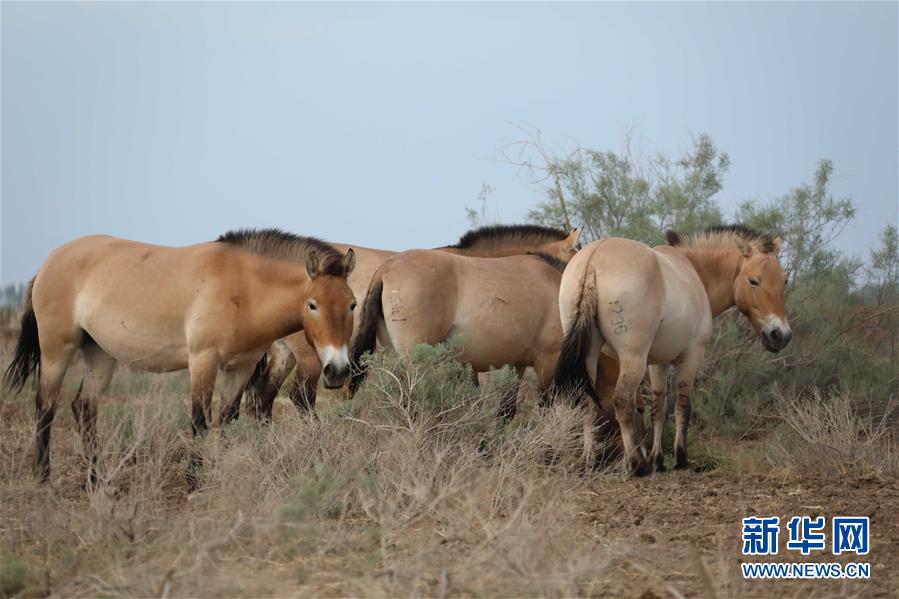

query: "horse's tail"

left=4, top=279, right=41, bottom=392
left=246, top=351, right=269, bottom=390
left=348, top=274, right=384, bottom=394
left=552, top=266, right=601, bottom=405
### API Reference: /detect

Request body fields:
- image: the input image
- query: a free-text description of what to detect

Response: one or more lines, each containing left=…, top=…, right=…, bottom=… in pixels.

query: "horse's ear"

left=735, top=237, right=753, bottom=258
left=342, top=248, right=356, bottom=276
left=665, top=230, right=681, bottom=246
left=306, top=252, right=320, bottom=279
left=563, top=228, right=581, bottom=249
left=771, top=236, right=783, bottom=256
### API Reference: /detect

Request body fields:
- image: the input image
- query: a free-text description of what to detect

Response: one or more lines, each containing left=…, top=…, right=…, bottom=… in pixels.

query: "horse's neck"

left=678, top=248, right=741, bottom=317
left=254, top=262, right=309, bottom=338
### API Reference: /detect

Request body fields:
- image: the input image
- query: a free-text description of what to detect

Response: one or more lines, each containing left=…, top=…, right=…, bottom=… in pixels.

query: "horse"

left=552, top=225, right=791, bottom=476
left=348, top=249, right=571, bottom=419
left=3, top=229, right=356, bottom=485
left=245, top=224, right=582, bottom=420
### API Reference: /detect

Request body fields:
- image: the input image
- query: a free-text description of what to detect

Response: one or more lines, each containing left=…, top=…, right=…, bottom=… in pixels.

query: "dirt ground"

left=580, top=470, right=899, bottom=597
left=2, top=395, right=896, bottom=598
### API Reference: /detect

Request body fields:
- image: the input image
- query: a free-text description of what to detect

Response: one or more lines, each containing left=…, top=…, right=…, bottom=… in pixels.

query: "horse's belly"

left=448, top=324, right=529, bottom=371
left=80, top=313, right=190, bottom=372
left=647, top=318, right=701, bottom=365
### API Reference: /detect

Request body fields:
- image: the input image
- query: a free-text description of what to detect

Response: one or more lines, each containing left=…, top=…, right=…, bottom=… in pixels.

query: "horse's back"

left=568, top=238, right=712, bottom=364
left=378, top=250, right=560, bottom=369
left=32, top=236, right=250, bottom=371
left=649, top=246, right=714, bottom=359
left=376, top=250, right=460, bottom=349
left=564, top=238, right=665, bottom=360
left=455, top=254, right=563, bottom=368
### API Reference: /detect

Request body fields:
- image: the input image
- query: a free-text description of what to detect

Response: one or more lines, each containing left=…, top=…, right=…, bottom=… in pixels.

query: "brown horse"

left=3, top=229, right=356, bottom=484
left=246, top=224, right=581, bottom=420
left=553, top=225, right=791, bottom=475
left=348, top=249, right=571, bottom=418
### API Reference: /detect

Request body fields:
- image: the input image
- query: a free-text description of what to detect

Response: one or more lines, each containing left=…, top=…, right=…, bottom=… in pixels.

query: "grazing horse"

left=3, top=229, right=356, bottom=484
left=348, top=250, right=571, bottom=418
left=553, top=225, right=791, bottom=475
left=246, top=224, right=581, bottom=420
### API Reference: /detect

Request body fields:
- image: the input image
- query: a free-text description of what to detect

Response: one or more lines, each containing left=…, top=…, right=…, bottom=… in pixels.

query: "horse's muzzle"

left=322, top=362, right=350, bottom=389
left=761, top=327, right=792, bottom=353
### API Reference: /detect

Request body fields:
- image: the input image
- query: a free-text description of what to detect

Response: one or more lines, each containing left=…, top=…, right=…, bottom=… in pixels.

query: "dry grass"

left=1, top=342, right=897, bottom=598
left=766, top=388, right=899, bottom=478
left=0, top=344, right=617, bottom=597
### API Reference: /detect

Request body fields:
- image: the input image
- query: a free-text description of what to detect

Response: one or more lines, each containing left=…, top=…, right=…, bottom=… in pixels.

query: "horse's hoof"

left=653, top=457, right=666, bottom=473
left=674, top=447, right=689, bottom=470
left=634, top=462, right=652, bottom=477
left=628, top=456, right=651, bottom=477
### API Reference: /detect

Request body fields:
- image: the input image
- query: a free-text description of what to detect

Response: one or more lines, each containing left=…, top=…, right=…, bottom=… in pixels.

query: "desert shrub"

left=352, top=342, right=514, bottom=451
left=766, top=388, right=898, bottom=477
left=0, top=550, right=29, bottom=597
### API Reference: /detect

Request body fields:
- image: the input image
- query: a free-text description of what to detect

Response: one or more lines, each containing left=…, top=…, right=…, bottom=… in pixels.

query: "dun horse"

left=348, top=249, right=572, bottom=416
left=3, top=229, right=356, bottom=485
left=246, top=224, right=581, bottom=420
left=553, top=225, right=791, bottom=475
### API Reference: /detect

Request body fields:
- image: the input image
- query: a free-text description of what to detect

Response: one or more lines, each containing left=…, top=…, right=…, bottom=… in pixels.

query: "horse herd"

left=4, top=223, right=791, bottom=486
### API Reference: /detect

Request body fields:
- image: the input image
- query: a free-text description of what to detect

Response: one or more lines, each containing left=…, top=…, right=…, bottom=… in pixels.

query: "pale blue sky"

left=2, top=2, right=897, bottom=285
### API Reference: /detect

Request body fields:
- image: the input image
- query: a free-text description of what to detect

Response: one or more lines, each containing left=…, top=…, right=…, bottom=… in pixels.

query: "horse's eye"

left=307, top=301, right=318, bottom=311
left=749, top=278, right=760, bottom=287
left=350, top=301, right=357, bottom=312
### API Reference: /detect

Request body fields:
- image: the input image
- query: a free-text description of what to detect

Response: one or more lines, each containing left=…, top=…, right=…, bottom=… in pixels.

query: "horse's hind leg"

left=247, top=341, right=297, bottom=422
left=610, top=355, right=651, bottom=477
left=647, top=365, right=668, bottom=472
left=497, top=366, right=525, bottom=422
left=72, top=342, right=116, bottom=487
left=34, top=337, right=79, bottom=483
left=673, top=345, right=705, bottom=470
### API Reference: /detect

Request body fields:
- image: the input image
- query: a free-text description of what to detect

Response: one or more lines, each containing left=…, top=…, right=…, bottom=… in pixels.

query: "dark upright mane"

left=447, top=224, right=568, bottom=250
left=665, top=224, right=779, bottom=254
left=527, top=251, right=568, bottom=273
left=216, top=228, right=348, bottom=276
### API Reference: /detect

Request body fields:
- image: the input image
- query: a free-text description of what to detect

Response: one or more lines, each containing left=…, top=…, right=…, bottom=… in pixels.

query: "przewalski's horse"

left=348, top=250, right=571, bottom=417
left=553, top=225, right=791, bottom=475
left=246, top=224, right=581, bottom=420
left=3, top=229, right=356, bottom=485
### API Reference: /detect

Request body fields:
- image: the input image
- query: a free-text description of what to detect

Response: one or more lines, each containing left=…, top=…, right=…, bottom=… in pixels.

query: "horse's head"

left=303, top=249, right=357, bottom=388
left=535, top=228, right=582, bottom=262
left=733, top=237, right=792, bottom=352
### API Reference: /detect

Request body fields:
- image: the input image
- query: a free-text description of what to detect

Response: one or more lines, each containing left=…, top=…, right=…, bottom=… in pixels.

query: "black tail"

left=348, top=277, right=384, bottom=394
left=4, top=280, right=40, bottom=392
left=551, top=277, right=601, bottom=406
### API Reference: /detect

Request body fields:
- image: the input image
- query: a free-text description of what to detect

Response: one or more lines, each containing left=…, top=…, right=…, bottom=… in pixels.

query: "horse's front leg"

left=673, top=346, right=706, bottom=470
left=648, top=364, right=668, bottom=472
left=219, top=361, right=262, bottom=427
left=187, top=352, right=218, bottom=491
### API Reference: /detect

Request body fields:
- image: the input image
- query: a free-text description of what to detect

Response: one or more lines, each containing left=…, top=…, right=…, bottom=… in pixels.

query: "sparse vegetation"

left=1, top=134, right=896, bottom=597
left=2, top=336, right=897, bottom=597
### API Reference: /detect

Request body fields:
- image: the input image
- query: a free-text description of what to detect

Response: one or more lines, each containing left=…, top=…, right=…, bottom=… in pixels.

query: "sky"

left=2, top=2, right=897, bottom=286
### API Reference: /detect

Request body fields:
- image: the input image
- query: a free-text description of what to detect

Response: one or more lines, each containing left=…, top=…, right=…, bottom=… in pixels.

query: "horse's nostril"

left=324, top=363, right=335, bottom=378
left=770, top=329, right=782, bottom=342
